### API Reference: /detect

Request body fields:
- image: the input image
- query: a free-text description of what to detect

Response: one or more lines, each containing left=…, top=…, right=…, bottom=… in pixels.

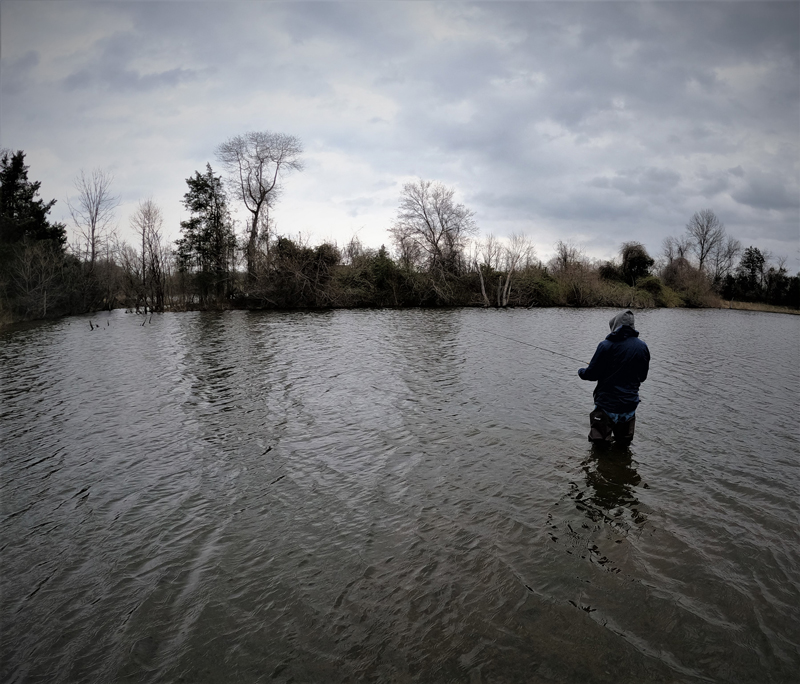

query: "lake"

left=1, top=307, right=798, bottom=683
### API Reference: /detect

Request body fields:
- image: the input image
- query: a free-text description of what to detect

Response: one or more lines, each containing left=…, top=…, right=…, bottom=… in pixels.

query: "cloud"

left=1, top=0, right=798, bottom=271
left=591, top=168, right=682, bottom=198
left=732, top=172, right=800, bottom=212
left=2, top=50, right=40, bottom=96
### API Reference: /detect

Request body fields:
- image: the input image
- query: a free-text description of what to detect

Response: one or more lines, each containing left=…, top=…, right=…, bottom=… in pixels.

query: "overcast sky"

left=2, top=0, right=798, bottom=271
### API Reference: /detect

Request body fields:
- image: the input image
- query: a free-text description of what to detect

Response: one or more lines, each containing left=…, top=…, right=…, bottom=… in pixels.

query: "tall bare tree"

left=216, top=131, right=303, bottom=280
left=709, top=235, right=742, bottom=284
left=471, top=234, right=502, bottom=306
left=129, top=198, right=168, bottom=311
left=686, top=209, right=725, bottom=272
left=389, top=179, right=476, bottom=276
left=67, top=168, right=119, bottom=273
left=498, top=233, right=535, bottom=306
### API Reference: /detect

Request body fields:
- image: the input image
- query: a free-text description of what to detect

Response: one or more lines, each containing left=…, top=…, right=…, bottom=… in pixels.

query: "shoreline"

left=716, top=300, right=800, bottom=315
left=3, top=300, right=798, bottom=331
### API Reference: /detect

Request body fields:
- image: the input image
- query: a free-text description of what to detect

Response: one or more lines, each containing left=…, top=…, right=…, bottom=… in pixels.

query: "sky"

left=2, top=0, right=798, bottom=272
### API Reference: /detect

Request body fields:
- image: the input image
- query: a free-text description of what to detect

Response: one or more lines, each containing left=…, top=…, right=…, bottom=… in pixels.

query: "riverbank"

left=3, top=298, right=799, bottom=331
left=717, top=300, right=800, bottom=315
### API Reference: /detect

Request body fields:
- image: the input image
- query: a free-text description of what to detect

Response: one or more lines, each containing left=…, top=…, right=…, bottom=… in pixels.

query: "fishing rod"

left=476, top=328, right=590, bottom=365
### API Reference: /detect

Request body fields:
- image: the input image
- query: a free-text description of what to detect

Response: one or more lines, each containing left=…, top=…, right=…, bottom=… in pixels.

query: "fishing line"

left=476, top=328, right=590, bottom=365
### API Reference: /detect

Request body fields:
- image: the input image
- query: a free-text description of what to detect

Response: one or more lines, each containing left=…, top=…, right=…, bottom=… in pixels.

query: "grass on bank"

left=717, top=300, right=800, bottom=315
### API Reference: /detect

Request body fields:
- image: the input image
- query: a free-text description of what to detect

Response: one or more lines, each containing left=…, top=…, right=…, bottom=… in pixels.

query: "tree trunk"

left=475, top=261, right=490, bottom=307
left=247, top=214, right=259, bottom=281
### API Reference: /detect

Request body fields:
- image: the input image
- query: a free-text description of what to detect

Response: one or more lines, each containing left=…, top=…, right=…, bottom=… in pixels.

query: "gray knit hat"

left=609, top=310, right=635, bottom=331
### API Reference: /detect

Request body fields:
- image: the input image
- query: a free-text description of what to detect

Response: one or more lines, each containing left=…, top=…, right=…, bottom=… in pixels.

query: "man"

left=578, top=310, right=650, bottom=445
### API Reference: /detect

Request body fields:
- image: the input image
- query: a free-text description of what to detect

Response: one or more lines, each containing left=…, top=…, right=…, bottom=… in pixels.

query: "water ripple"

left=1, top=307, right=798, bottom=683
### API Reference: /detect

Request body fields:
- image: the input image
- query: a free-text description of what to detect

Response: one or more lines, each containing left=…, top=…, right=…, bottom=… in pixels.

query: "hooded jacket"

left=578, top=310, right=650, bottom=413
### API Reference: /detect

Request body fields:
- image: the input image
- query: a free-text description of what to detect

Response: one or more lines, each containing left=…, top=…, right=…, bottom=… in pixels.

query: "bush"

left=514, top=267, right=560, bottom=306
left=636, top=275, right=663, bottom=296
left=636, top=275, right=682, bottom=307
left=598, top=261, right=625, bottom=282
left=660, top=258, right=717, bottom=307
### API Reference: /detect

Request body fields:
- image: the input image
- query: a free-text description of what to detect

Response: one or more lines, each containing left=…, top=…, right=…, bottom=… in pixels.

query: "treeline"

left=1, top=144, right=798, bottom=326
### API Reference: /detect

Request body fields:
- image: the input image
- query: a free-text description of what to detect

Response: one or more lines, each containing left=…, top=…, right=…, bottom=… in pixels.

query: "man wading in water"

left=578, top=310, right=650, bottom=446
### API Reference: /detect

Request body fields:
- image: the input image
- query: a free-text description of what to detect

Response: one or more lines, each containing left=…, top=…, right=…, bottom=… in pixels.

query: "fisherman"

left=578, top=310, right=650, bottom=446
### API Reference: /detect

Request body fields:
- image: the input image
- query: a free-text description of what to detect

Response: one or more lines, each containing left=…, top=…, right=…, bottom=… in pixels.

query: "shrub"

left=598, top=261, right=625, bottom=282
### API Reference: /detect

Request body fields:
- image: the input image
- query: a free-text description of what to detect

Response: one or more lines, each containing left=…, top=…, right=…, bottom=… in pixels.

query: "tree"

left=548, top=241, right=597, bottom=306
left=471, top=234, right=534, bottom=308
left=175, top=164, right=237, bottom=304
left=660, top=257, right=716, bottom=307
left=764, top=259, right=793, bottom=306
left=67, top=168, right=119, bottom=273
left=7, top=239, right=67, bottom=318
left=0, top=150, right=72, bottom=321
left=0, top=150, right=66, bottom=246
left=736, top=246, right=766, bottom=296
left=661, top=234, right=692, bottom=264
left=549, top=240, right=584, bottom=274
left=471, top=234, right=502, bottom=307
left=497, top=233, right=535, bottom=307
left=708, top=235, right=741, bottom=285
left=686, top=209, right=725, bottom=272
left=216, top=131, right=303, bottom=280
left=620, top=241, right=654, bottom=286
left=389, top=179, right=476, bottom=276
left=270, top=235, right=340, bottom=307
left=129, top=199, right=169, bottom=311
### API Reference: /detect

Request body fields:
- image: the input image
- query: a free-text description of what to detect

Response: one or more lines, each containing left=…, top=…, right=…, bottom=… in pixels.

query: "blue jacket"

left=578, top=325, right=650, bottom=413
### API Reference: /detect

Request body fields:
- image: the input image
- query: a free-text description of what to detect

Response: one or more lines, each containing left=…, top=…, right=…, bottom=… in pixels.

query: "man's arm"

left=578, top=342, right=607, bottom=381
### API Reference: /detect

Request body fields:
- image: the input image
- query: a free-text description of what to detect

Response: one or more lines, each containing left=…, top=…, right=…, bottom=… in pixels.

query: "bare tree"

left=471, top=234, right=501, bottom=306
left=216, top=131, right=303, bottom=280
left=686, top=209, right=725, bottom=272
left=479, top=234, right=503, bottom=271
left=471, top=233, right=535, bottom=307
left=389, top=178, right=476, bottom=276
left=498, top=233, right=535, bottom=306
left=709, top=234, right=742, bottom=284
left=67, top=169, right=119, bottom=273
left=9, top=241, right=64, bottom=317
left=549, top=240, right=584, bottom=273
left=662, top=235, right=693, bottom=264
left=393, top=230, right=423, bottom=272
left=129, top=198, right=168, bottom=311
left=342, top=235, right=366, bottom=266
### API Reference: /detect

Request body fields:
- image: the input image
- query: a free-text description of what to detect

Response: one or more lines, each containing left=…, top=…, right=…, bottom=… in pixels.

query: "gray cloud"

left=732, top=172, right=800, bottom=212
left=1, top=0, right=797, bottom=271
left=61, top=30, right=200, bottom=93
left=591, top=168, right=682, bottom=198
left=2, top=50, right=40, bottom=96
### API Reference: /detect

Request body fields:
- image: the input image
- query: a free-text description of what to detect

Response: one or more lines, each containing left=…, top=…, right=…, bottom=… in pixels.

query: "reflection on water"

left=578, top=445, right=645, bottom=525
left=1, top=307, right=798, bottom=684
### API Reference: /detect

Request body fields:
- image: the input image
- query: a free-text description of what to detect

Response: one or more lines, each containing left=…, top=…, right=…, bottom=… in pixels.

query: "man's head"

left=609, top=309, right=635, bottom=331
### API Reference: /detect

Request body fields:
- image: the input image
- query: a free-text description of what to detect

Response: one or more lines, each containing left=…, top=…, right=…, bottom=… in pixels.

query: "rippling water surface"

left=1, top=308, right=798, bottom=683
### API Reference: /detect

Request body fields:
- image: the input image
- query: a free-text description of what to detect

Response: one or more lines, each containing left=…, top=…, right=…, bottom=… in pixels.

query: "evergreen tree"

left=175, top=164, right=237, bottom=303
left=0, top=150, right=66, bottom=246
left=735, top=246, right=766, bottom=300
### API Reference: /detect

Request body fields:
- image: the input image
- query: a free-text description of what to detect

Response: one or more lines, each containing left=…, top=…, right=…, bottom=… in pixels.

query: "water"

left=1, top=307, right=798, bottom=683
